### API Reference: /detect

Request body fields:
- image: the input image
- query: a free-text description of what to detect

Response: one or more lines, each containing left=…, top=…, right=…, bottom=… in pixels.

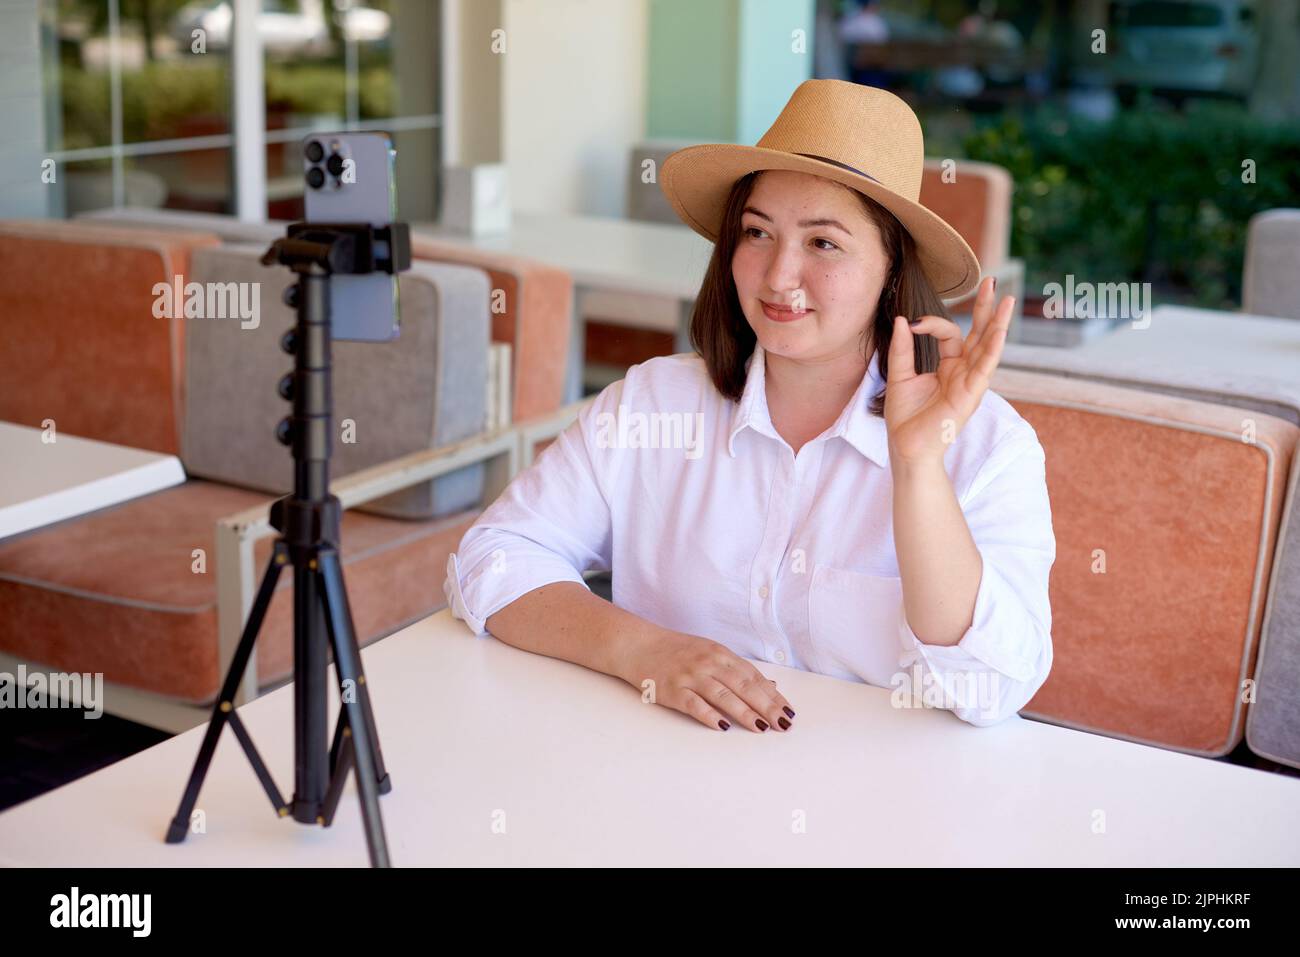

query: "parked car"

left=1106, top=0, right=1262, bottom=104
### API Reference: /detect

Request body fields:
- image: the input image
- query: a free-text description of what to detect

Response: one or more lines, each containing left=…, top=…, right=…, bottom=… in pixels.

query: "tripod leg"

left=227, top=711, right=288, bottom=811
left=166, top=542, right=290, bottom=844
left=320, top=721, right=354, bottom=826
left=290, top=548, right=330, bottom=824
left=318, top=547, right=391, bottom=791
left=317, top=547, right=390, bottom=867
left=329, top=704, right=346, bottom=776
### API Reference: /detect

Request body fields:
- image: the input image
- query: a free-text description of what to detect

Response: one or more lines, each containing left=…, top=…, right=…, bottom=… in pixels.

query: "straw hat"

left=659, top=79, right=981, bottom=299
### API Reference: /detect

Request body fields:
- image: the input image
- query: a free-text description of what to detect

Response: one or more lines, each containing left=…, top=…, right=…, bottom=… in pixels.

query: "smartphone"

left=302, top=131, right=400, bottom=341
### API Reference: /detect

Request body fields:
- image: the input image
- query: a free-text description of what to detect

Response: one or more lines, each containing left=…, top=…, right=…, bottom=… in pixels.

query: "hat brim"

left=660, top=143, right=981, bottom=300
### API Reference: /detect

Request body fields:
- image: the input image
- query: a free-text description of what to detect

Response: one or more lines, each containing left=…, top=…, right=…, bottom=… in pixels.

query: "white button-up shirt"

left=444, top=343, right=1056, bottom=726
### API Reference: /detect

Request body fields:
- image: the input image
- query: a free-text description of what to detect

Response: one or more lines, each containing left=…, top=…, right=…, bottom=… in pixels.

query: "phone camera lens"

left=305, top=167, right=326, bottom=189
left=304, top=140, right=324, bottom=163
left=326, top=153, right=345, bottom=178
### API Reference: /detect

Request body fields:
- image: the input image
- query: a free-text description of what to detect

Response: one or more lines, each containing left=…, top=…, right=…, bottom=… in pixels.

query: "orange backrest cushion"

left=0, top=220, right=220, bottom=454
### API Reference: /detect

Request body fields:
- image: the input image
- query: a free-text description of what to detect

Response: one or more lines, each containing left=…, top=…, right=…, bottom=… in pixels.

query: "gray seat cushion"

left=1244, top=209, right=1300, bottom=321
left=182, top=243, right=489, bottom=519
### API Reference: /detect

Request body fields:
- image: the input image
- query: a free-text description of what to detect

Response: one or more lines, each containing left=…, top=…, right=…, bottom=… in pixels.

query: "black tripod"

left=166, top=222, right=411, bottom=867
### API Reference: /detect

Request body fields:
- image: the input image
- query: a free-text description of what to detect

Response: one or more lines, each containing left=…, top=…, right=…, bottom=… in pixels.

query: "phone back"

left=302, top=132, right=400, bottom=342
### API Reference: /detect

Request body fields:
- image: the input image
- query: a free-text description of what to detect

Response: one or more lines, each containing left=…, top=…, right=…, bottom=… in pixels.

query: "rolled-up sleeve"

left=894, top=424, right=1056, bottom=727
left=443, top=379, right=621, bottom=637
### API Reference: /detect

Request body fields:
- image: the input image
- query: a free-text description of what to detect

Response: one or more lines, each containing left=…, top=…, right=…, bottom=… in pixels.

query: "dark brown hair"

left=688, top=170, right=949, bottom=417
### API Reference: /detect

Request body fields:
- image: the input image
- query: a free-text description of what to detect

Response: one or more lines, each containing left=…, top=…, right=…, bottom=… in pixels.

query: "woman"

left=444, top=80, right=1055, bottom=732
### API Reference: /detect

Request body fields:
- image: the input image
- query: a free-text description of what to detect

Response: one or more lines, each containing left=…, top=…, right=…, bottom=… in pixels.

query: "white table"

left=2, top=608, right=1297, bottom=867
left=0, top=422, right=185, bottom=539
left=1070, top=304, right=1300, bottom=384
left=415, top=213, right=715, bottom=402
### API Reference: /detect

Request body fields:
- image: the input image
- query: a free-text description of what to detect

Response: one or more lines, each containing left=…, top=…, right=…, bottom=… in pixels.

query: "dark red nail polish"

left=756, top=718, right=769, bottom=731
left=783, top=706, right=795, bottom=719
left=778, top=716, right=791, bottom=730
left=718, top=719, right=730, bottom=731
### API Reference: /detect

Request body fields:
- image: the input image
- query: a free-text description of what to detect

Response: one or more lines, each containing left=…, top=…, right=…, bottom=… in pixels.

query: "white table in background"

left=1, top=608, right=1297, bottom=867
left=0, top=422, right=185, bottom=539
left=1068, top=305, right=1300, bottom=384
left=415, top=213, right=715, bottom=402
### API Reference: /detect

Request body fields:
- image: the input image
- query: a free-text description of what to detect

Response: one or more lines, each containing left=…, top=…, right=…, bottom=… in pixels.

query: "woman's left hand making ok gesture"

left=883, top=276, right=1016, bottom=467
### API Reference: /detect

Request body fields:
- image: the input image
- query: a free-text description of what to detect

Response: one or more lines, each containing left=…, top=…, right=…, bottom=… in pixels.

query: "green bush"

left=960, top=102, right=1300, bottom=308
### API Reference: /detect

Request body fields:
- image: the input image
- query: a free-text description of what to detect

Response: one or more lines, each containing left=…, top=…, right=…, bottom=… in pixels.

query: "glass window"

left=41, top=0, right=439, bottom=220
left=266, top=0, right=440, bottom=221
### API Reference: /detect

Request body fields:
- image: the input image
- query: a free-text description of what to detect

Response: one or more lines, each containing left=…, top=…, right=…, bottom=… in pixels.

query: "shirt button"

left=774, top=649, right=787, bottom=663
left=758, top=585, right=769, bottom=599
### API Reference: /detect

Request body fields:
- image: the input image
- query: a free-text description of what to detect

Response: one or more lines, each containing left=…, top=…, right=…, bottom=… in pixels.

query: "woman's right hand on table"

left=617, top=627, right=796, bottom=733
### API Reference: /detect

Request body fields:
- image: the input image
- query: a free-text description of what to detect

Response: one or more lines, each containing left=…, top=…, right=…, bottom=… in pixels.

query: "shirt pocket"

left=807, top=564, right=911, bottom=689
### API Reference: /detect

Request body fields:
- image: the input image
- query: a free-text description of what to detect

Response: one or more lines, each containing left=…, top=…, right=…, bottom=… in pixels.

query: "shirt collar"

left=726, top=342, right=890, bottom=467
